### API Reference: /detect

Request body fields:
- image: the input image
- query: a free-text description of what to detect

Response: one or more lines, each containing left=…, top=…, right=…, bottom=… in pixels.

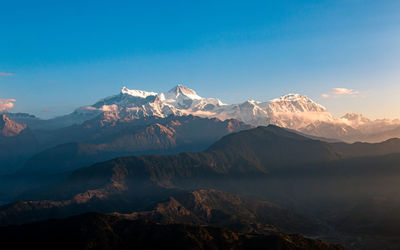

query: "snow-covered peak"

left=271, top=93, right=305, bottom=102
left=121, top=86, right=158, bottom=98
left=165, top=84, right=202, bottom=100
left=78, top=86, right=335, bottom=132
left=271, top=94, right=316, bottom=104
left=269, top=94, right=327, bottom=113
left=44, top=84, right=400, bottom=142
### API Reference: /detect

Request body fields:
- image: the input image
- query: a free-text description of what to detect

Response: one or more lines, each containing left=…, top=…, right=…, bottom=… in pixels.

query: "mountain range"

left=7, top=85, right=400, bottom=143
left=3, top=126, right=400, bottom=215
left=2, top=121, right=400, bottom=248
left=0, top=115, right=251, bottom=201
left=2, top=124, right=400, bottom=248
left=2, top=85, right=400, bottom=249
left=20, top=115, right=251, bottom=176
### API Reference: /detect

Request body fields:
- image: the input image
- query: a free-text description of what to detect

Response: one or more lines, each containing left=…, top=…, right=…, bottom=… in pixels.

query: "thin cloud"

left=0, top=99, right=16, bottom=112
left=332, top=88, right=359, bottom=95
left=0, top=72, right=13, bottom=76
left=322, top=88, right=359, bottom=98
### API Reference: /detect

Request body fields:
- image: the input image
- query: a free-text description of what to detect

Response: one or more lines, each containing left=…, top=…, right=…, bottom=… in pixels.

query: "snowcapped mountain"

left=76, top=85, right=339, bottom=133
left=76, top=85, right=226, bottom=125
left=9, top=84, right=400, bottom=142
left=51, top=84, right=399, bottom=142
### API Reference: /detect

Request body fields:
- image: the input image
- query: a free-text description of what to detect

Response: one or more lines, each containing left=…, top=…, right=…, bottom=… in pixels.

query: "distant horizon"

left=1, top=1, right=400, bottom=119
left=2, top=83, right=399, bottom=122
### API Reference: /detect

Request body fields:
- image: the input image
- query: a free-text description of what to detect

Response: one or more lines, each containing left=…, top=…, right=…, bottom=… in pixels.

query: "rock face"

left=0, top=212, right=343, bottom=250
left=0, top=114, right=27, bottom=137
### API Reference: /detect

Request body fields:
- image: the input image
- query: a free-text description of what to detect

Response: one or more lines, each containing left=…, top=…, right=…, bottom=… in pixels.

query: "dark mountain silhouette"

left=3, top=125, right=400, bottom=248
left=0, top=189, right=322, bottom=238
left=0, top=115, right=250, bottom=201
left=17, top=126, right=344, bottom=202
left=0, top=212, right=343, bottom=250
left=124, top=189, right=323, bottom=235
left=20, top=115, right=252, bottom=176
left=9, top=125, right=400, bottom=213
left=0, top=125, right=351, bottom=226
left=331, top=138, right=400, bottom=158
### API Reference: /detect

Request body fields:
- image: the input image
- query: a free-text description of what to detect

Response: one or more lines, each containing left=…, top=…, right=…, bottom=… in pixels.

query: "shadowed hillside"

left=0, top=212, right=343, bottom=250
left=3, top=125, right=400, bottom=249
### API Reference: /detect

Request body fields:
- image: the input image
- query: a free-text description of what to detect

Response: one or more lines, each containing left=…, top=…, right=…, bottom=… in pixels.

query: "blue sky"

left=1, top=0, right=400, bottom=119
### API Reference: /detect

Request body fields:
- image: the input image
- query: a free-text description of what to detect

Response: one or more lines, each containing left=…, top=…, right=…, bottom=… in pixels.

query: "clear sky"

left=1, top=0, right=399, bottom=119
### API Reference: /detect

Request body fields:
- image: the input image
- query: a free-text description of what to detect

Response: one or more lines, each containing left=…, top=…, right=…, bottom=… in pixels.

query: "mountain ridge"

left=2, top=125, right=400, bottom=248
left=0, top=212, right=343, bottom=250
left=8, top=85, right=400, bottom=142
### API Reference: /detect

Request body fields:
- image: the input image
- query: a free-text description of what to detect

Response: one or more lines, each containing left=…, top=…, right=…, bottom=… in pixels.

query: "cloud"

left=332, top=88, right=359, bottom=95
left=322, top=88, right=359, bottom=98
left=0, top=72, right=13, bottom=76
left=0, top=99, right=16, bottom=112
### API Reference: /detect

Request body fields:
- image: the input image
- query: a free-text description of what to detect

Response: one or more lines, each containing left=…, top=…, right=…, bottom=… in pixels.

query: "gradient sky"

left=1, top=0, right=400, bottom=119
